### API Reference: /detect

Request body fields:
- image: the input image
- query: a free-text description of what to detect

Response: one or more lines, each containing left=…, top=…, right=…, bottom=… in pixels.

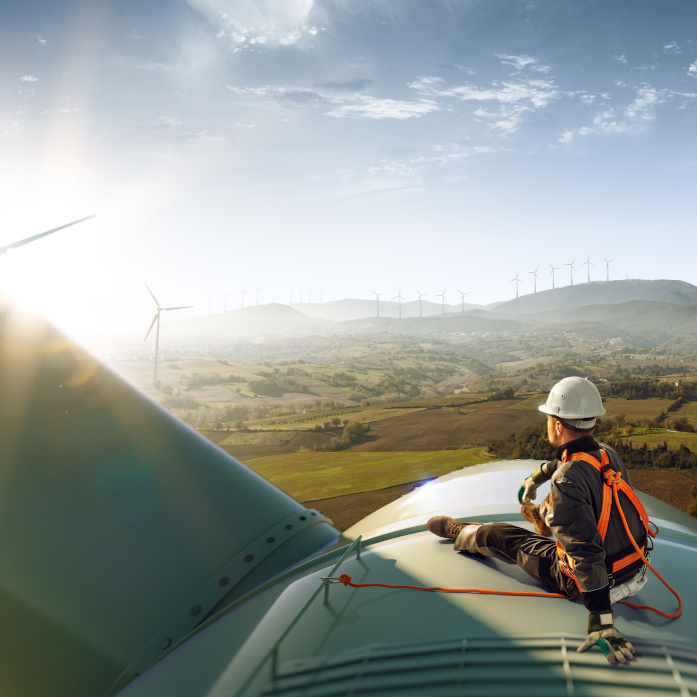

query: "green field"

left=624, top=431, right=697, bottom=449
left=218, top=431, right=299, bottom=447
left=602, top=397, right=674, bottom=421
left=242, top=447, right=496, bottom=501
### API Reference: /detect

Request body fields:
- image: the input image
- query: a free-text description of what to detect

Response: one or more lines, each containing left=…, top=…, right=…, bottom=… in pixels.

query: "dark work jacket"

left=545, top=437, right=647, bottom=612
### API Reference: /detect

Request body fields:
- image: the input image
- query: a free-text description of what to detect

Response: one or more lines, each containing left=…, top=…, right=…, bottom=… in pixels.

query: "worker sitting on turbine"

left=427, top=376, right=649, bottom=665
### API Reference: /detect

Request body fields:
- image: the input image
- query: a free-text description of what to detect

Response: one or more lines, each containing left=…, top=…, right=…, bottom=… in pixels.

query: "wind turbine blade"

left=145, top=284, right=160, bottom=308
left=4, top=213, right=97, bottom=250
left=163, top=305, right=194, bottom=311
left=145, top=313, right=159, bottom=341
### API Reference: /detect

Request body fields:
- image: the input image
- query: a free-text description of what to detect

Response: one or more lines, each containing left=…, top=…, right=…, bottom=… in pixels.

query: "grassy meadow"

left=241, top=447, right=495, bottom=501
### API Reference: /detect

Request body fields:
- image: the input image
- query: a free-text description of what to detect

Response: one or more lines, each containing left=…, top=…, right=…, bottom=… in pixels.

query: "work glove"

left=518, top=477, right=538, bottom=504
left=577, top=611, right=635, bottom=664
left=518, top=462, right=556, bottom=504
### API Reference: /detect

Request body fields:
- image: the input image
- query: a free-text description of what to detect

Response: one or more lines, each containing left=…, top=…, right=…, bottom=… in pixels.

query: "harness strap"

left=557, top=449, right=650, bottom=576
left=555, top=448, right=681, bottom=619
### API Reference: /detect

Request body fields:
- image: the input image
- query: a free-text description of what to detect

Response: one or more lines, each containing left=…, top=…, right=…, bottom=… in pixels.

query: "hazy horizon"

left=3, top=1, right=697, bottom=338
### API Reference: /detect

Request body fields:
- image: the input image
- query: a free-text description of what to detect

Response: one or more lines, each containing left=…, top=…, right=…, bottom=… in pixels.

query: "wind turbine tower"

left=416, top=289, right=426, bottom=318
left=604, top=258, right=614, bottom=282
left=549, top=263, right=560, bottom=289
left=393, top=289, right=405, bottom=319
left=457, top=289, right=470, bottom=315
left=144, top=285, right=193, bottom=385
left=511, top=273, right=523, bottom=299
left=436, top=290, right=447, bottom=318
left=583, top=256, right=594, bottom=283
left=372, top=290, right=384, bottom=318
left=565, top=260, right=575, bottom=286
left=528, top=268, right=539, bottom=293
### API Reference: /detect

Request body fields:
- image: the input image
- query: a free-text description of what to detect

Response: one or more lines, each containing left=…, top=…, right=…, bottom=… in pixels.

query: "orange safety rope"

left=606, top=474, right=682, bottom=619
left=332, top=573, right=567, bottom=599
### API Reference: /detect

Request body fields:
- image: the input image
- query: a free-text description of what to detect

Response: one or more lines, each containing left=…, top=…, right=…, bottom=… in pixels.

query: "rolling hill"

left=492, top=279, right=697, bottom=315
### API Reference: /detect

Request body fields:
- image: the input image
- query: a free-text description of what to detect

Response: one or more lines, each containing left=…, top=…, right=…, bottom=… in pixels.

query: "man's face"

left=547, top=415, right=562, bottom=447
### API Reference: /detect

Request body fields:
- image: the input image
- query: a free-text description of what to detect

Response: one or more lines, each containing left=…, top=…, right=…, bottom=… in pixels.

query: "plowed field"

left=350, top=401, right=540, bottom=451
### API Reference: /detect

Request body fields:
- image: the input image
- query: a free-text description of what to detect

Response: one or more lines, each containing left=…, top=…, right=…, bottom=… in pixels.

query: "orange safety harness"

left=556, top=448, right=681, bottom=619
left=330, top=450, right=682, bottom=620
left=555, top=449, right=651, bottom=588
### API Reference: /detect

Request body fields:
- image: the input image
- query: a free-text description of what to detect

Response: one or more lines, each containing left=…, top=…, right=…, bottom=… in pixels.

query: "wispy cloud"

left=497, top=54, right=551, bottom=74
left=413, top=142, right=502, bottom=165
left=558, top=85, right=693, bottom=143
left=187, top=0, right=318, bottom=49
left=663, top=41, right=681, bottom=55
left=228, top=83, right=437, bottom=119
left=325, top=97, right=438, bottom=119
left=19, top=75, right=39, bottom=82
left=689, top=61, right=697, bottom=78
left=315, top=79, right=373, bottom=93
left=332, top=160, right=422, bottom=201
left=409, top=65, right=560, bottom=135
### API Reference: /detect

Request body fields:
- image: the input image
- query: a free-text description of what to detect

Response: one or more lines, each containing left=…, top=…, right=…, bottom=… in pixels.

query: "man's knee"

left=454, top=524, right=491, bottom=555
left=454, top=523, right=513, bottom=561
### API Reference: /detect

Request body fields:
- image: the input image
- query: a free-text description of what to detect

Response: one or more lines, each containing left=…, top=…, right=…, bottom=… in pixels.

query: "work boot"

left=521, top=503, right=553, bottom=537
left=427, top=516, right=479, bottom=540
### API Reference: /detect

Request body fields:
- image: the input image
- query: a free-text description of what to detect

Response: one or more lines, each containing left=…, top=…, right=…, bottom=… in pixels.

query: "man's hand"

left=578, top=628, right=635, bottom=664
left=578, top=611, right=635, bottom=664
left=518, top=477, right=538, bottom=504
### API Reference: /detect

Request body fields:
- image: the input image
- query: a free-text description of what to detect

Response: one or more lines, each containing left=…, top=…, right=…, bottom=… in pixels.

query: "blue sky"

left=2, top=0, right=697, bottom=339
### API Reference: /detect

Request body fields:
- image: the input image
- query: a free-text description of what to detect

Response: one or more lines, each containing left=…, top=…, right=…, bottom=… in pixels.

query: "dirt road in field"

left=305, top=470, right=695, bottom=532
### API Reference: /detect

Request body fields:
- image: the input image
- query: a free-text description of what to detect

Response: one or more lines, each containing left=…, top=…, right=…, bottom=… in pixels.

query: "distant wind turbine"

left=393, top=289, right=405, bottom=319
left=549, top=263, right=560, bottom=289
left=372, top=290, right=384, bottom=318
left=416, top=289, right=427, bottom=318
left=603, top=257, right=614, bottom=282
left=583, top=255, right=594, bottom=283
left=565, top=260, right=575, bottom=286
left=511, top=273, right=523, bottom=299
left=436, top=289, right=447, bottom=318
left=528, top=268, right=539, bottom=293
left=144, top=285, right=193, bottom=385
left=0, top=213, right=96, bottom=254
left=224, top=293, right=232, bottom=312
left=289, top=291, right=294, bottom=306
left=457, top=289, right=470, bottom=315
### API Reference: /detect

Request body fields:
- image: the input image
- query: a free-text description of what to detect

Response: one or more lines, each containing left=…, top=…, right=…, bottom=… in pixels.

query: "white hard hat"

left=538, top=376, right=606, bottom=429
